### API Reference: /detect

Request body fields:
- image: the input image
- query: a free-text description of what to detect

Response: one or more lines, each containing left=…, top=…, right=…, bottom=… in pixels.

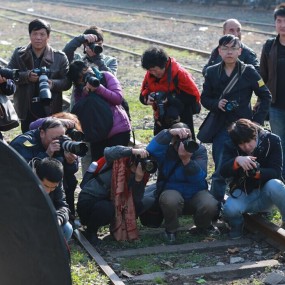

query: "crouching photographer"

left=29, top=112, right=86, bottom=220
left=77, top=145, right=151, bottom=246
left=221, top=119, right=285, bottom=239
left=140, top=122, right=219, bottom=243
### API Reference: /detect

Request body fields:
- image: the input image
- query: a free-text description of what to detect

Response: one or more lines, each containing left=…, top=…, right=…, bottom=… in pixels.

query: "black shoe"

left=189, top=225, right=220, bottom=237
left=83, top=230, right=101, bottom=246
left=164, top=231, right=176, bottom=243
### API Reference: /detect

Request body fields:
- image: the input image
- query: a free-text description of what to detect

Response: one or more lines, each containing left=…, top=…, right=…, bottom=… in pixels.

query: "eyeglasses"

left=220, top=46, right=240, bottom=52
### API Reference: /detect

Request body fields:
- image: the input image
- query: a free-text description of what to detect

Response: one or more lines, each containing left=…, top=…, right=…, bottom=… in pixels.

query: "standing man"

left=140, top=46, right=201, bottom=138
left=201, top=34, right=271, bottom=203
left=203, top=18, right=259, bottom=76
left=260, top=3, right=285, bottom=178
left=8, top=18, right=71, bottom=133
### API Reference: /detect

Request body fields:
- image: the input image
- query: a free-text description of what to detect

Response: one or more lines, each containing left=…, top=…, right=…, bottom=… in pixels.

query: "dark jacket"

left=62, top=35, right=118, bottom=75
left=203, top=42, right=259, bottom=76
left=146, top=129, right=208, bottom=200
left=201, top=60, right=271, bottom=127
left=9, top=129, right=78, bottom=175
left=220, top=130, right=282, bottom=195
left=260, top=36, right=278, bottom=104
left=49, top=182, right=70, bottom=226
left=8, top=44, right=71, bottom=120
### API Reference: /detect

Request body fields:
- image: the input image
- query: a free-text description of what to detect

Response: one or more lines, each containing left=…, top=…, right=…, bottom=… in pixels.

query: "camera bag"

left=0, top=94, right=19, bottom=131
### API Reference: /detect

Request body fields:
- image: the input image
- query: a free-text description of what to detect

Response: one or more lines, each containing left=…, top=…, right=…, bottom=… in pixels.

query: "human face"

left=40, top=126, right=65, bottom=149
left=275, top=16, right=285, bottom=38
left=148, top=66, right=165, bottom=79
left=218, top=43, right=241, bottom=65
left=41, top=178, right=59, bottom=194
left=30, top=28, right=49, bottom=52
left=224, top=21, right=242, bottom=40
left=238, top=138, right=257, bottom=155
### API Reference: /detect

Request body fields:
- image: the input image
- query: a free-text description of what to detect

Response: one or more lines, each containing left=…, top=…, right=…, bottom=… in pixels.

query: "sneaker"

left=229, top=224, right=244, bottom=240
left=164, top=231, right=176, bottom=243
left=189, top=225, right=220, bottom=237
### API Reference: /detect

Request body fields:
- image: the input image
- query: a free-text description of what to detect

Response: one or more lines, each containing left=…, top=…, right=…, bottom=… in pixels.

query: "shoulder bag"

left=0, top=95, right=19, bottom=131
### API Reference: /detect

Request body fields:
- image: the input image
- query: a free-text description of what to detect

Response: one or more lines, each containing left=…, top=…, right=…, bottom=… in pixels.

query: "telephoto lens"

left=59, top=135, right=88, bottom=157
left=38, top=74, right=52, bottom=102
left=182, top=139, right=199, bottom=153
left=83, top=73, right=100, bottom=88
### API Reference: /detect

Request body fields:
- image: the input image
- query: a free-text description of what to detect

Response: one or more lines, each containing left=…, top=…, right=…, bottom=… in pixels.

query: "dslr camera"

left=133, top=155, right=158, bottom=174
left=225, top=100, right=239, bottom=112
left=0, top=67, right=19, bottom=81
left=246, top=160, right=260, bottom=177
left=179, top=137, right=199, bottom=153
left=149, top=91, right=166, bottom=119
left=33, top=66, right=52, bottom=102
left=88, top=43, right=103, bottom=54
left=65, top=128, right=85, bottom=142
left=83, top=72, right=100, bottom=88
left=58, top=135, right=88, bottom=157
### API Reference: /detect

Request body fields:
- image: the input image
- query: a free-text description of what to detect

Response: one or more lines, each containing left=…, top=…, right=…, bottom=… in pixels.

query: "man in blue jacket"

left=146, top=123, right=219, bottom=242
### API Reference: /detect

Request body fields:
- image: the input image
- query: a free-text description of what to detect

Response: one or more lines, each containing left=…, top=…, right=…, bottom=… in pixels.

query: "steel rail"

left=0, top=7, right=211, bottom=57
left=46, top=0, right=276, bottom=30
left=0, top=13, right=203, bottom=73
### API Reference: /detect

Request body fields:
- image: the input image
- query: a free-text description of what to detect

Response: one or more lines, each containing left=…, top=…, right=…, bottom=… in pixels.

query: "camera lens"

left=39, top=74, right=52, bottom=103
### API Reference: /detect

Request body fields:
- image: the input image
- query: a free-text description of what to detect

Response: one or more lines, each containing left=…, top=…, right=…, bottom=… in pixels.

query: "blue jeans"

left=210, top=128, right=232, bottom=202
left=269, top=107, right=285, bottom=177
left=223, top=179, right=285, bottom=228
left=61, top=222, right=73, bottom=242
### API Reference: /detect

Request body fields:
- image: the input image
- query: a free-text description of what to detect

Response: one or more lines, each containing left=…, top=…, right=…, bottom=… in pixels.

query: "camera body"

left=246, top=160, right=260, bottom=177
left=0, top=67, right=19, bottom=81
left=83, top=72, right=100, bottom=88
left=65, top=129, right=85, bottom=142
left=58, top=135, right=88, bottom=157
left=149, top=91, right=166, bottom=119
left=225, top=100, right=239, bottom=112
left=33, top=66, right=52, bottom=102
left=88, top=43, right=103, bottom=54
left=134, top=155, right=158, bottom=174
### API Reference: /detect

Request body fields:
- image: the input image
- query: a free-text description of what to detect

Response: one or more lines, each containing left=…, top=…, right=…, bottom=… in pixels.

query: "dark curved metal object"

left=0, top=140, right=71, bottom=285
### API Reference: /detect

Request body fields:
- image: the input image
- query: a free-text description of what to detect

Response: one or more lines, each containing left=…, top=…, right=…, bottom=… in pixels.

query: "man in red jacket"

left=139, top=46, right=201, bottom=138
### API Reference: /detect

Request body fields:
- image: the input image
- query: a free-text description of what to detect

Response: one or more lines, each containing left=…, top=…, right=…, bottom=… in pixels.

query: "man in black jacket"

left=201, top=34, right=271, bottom=203
left=203, top=18, right=259, bottom=76
left=35, top=157, right=73, bottom=241
left=221, top=119, right=285, bottom=239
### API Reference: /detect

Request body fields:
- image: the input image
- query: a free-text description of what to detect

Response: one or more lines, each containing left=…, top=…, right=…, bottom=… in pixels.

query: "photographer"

left=35, top=157, right=73, bottom=242
left=29, top=112, right=83, bottom=221
left=201, top=34, right=271, bottom=204
left=140, top=46, right=201, bottom=138
left=7, top=18, right=71, bottom=133
left=221, top=119, right=285, bottom=239
left=77, top=145, right=150, bottom=246
left=67, top=60, right=131, bottom=172
left=145, top=123, right=219, bottom=242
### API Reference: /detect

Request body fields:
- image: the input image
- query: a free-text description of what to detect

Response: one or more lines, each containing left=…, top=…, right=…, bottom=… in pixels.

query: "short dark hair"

left=141, top=46, right=169, bottom=70
left=219, top=34, right=240, bottom=48
left=40, top=117, right=64, bottom=132
left=228, top=119, right=261, bottom=145
left=274, top=3, right=285, bottom=20
left=170, top=122, right=190, bottom=129
left=36, top=157, right=63, bottom=183
left=83, top=26, right=104, bottom=42
left=29, top=19, right=51, bottom=36
left=67, top=60, right=88, bottom=85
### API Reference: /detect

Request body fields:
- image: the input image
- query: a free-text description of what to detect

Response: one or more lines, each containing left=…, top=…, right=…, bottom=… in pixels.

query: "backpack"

left=71, top=73, right=114, bottom=143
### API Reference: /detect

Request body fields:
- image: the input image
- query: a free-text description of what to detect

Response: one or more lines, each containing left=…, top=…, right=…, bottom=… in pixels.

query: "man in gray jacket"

left=8, top=18, right=71, bottom=133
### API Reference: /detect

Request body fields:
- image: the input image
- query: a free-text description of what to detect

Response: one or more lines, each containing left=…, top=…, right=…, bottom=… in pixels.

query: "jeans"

left=61, top=221, right=73, bottom=242
left=269, top=107, right=285, bottom=177
left=210, top=128, right=232, bottom=202
left=223, top=179, right=285, bottom=228
left=159, top=189, right=219, bottom=233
